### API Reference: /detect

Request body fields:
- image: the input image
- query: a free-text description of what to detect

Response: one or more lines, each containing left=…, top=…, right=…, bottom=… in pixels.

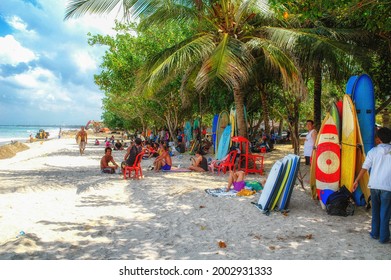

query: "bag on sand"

left=325, top=185, right=355, bottom=217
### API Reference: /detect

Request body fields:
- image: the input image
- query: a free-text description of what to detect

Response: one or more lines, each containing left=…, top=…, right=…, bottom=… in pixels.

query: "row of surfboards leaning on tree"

left=253, top=74, right=378, bottom=217
left=308, top=74, right=377, bottom=215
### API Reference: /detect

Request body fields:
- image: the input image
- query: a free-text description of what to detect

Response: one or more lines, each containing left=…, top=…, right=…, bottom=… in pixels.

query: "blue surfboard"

left=216, top=124, right=231, bottom=160
left=184, top=121, right=192, bottom=143
left=212, top=114, right=219, bottom=153
left=350, top=74, right=375, bottom=206
left=352, top=74, right=375, bottom=154
left=270, top=156, right=292, bottom=211
left=278, top=154, right=300, bottom=211
left=345, top=75, right=358, bottom=95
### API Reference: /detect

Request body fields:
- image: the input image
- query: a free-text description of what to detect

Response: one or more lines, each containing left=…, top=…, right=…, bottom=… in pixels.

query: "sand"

left=0, top=135, right=389, bottom=260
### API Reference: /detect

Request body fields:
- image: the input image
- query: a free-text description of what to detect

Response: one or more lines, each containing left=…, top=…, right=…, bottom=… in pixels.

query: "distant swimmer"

left=76, top=126, right=88, bottom=155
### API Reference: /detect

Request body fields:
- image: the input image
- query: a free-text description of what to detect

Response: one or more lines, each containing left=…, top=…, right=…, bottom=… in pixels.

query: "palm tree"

left=65, top=0, right=300, bottom=139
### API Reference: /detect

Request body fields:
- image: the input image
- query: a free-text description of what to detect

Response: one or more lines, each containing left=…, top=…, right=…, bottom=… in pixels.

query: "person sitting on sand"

left=189, top=150, right=208, bottom=172
left=94, top=139, right=100, bottom=145
left=122, top=138, right=143, bottom=171
left=100, top=147, right=119, bottom=174
left=153, top=145, right=172, bottom=171
left=226, top=170, right=246, bottom=192
left=114, top=139, right=124, bottom=150
left=226, top=170, right=265, bottom=192
left=175, top=139, right=186, bottom=154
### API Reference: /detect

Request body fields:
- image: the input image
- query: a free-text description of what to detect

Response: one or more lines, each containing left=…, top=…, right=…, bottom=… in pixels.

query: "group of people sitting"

left=99, top=136, right=214, bottom=173
left=99, top=137, right=265, bottom=194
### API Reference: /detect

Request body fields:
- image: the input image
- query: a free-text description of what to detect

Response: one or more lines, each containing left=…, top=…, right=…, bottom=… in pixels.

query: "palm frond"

left=247, top=37, right=299, bottom=86
left=137, top=33, right=216, bottom=95
left=196, top=33, right=254, bottom=92
left=64, top=0, right=123, bottom=20
left=136, top=1, right=199, bottom=30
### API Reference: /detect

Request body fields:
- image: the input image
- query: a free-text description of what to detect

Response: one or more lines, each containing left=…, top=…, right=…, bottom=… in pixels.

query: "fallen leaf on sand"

left=305, top=234, right=313, bottom=239
left=199, top=205, right=206, bottom=209
left=218, top=241, right=227, bottom=248
left=269, top=246, right=275, bottom=250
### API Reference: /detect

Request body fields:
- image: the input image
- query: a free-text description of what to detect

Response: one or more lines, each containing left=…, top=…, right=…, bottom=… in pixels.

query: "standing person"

left=189, top=150, right=208, bottom=172
left=353, top=127, right=391, bottom=244
left=303, top=120, right=317, bottom=165
left=100, top=147, right=119, bottom=174
left=75, top=126, right=88, bottom=155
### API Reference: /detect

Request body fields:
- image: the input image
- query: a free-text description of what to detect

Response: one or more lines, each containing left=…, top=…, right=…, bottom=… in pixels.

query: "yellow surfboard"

left=355, top=117, right=371, bottom=204
left=270, top=157, right=292, bottom=210
left=340, top=95, right=357, bottom=192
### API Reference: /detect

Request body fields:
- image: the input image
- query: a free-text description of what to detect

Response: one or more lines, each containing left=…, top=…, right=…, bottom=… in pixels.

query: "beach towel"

left=162, top=167, right=192, bottom=172
left=204, top=188, right=237, bottom=197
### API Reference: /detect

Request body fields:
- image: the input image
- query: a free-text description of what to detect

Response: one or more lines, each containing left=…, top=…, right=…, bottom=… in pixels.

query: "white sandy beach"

left=0, top=136, right=389, bottom=260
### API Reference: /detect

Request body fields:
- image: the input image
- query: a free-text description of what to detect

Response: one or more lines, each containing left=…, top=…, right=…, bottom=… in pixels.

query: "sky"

left=0, top=0, right=120, bottom=125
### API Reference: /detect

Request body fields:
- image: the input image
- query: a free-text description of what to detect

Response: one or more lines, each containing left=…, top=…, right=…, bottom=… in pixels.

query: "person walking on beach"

left=353, top=127, right=391, bottom=244
left=76, top=126, right=88, bottom=155
left=100, top=147, right=119, bottom=174
left=303, top=120, right=317, bottom=165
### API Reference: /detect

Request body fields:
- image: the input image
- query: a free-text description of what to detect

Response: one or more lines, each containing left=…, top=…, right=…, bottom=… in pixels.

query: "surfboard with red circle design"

left=315, top=113, right=341, bottom=205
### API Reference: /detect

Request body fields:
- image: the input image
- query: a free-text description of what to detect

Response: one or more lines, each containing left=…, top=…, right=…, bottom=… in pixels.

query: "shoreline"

left=0, top=138, right=389, bottom=260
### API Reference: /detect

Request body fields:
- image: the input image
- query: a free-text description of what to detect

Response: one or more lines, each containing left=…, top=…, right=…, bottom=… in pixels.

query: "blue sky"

left=0, top=0, right=119, bottom=125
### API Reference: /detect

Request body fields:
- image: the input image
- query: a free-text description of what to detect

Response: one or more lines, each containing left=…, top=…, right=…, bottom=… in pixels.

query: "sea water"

left=0, top=125, right=82, bottom=146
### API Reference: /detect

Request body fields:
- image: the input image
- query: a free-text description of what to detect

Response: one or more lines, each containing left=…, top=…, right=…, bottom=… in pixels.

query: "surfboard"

left=216, top=124, right=231, bottom=160
left=346, top=75, right=358, bottom=95
left=310, top=115, right=329, bottom=199
left=270, top=156, right=292, bottom=211
left=278, top=154, right=300, bottom=211
left=216, top=110, right=229, bottom=155
left=351, top=74, right=375, bottom=155
left=330, top=102, right=341, bottom=140
left=255, top=160, right=284, bottom=212
left=184, top=121, right=192, bottom=143
left=340, top=94, right=357, bottom=192
left=354, top=117, right=371, bottom=205
left=315, top=113, right=340, bottom=205
left=212, top=114, right=219, bottom=154
left=193, top=118, right=200, bottom=140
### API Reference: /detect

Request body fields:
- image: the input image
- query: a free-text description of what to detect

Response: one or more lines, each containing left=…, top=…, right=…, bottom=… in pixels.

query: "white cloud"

left=0, top=0, right=127, bottom=124
left=6, top=15, right=28, bottom=31
left=5, top=15, right=37, bottom=37
left=0, top=35, right=37, bottom=65
left=72, top=51, right=98, bottom=73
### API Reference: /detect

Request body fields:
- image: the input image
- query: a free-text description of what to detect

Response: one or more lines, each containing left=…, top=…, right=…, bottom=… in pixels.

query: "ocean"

left=0, top=125, right=82, bottom=146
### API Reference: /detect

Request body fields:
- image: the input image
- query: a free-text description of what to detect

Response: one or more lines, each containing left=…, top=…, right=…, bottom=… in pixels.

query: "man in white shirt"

left=303, top=120, right=317, bottom=165
left=353, top=127, right=391, bottom=244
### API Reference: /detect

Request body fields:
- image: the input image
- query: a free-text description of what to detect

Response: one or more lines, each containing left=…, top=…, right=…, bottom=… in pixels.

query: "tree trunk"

left=292, top=99, right=301, bottom=155
left=313, top=63, right=322, bottom=130
left=233, top=88, right=248, bottom=139
left=260, top=86, right=270, bottom=137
